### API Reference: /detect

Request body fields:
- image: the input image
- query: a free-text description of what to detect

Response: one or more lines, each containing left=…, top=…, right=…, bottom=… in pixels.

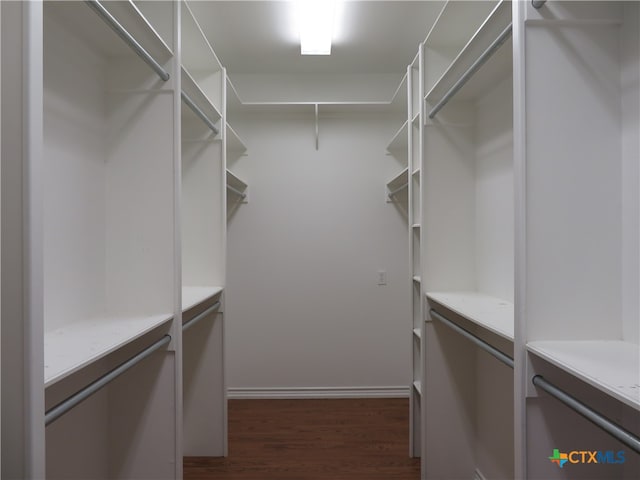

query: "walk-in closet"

left=2, top=1, right=639, bottom=479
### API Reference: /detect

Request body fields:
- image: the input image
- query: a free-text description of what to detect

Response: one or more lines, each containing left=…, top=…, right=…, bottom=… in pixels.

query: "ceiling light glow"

left=297, top=0, right=339, bottom=55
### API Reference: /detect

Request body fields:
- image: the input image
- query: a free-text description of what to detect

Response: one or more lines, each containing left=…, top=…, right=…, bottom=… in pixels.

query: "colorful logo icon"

left=548, top=449, right=625, bottom=468
left=549, top=449, right=568, bottom=468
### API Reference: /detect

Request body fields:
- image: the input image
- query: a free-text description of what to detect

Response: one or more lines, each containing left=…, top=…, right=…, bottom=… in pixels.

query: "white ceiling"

left=188, top=1, right=444, bottom=75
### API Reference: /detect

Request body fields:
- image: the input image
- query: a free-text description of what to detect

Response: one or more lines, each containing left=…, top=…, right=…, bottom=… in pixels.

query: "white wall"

left=226, top=110, right=410, bottom=396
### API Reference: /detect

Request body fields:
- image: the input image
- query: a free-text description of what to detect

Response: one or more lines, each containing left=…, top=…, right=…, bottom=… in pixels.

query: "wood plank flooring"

left=184, top=398, right=420, bottom=480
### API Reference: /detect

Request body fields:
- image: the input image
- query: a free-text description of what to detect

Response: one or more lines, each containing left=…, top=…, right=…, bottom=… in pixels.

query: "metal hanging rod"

left=227, top=184, right=247, bottom=199
left=388, top=182, right=409, bottom=198
left=430, top=310, right=514, bottom=369
left=183, top=301, right=221, bottom=332
left=532, top=0, right=547, bottom=9
left=181, top=92, right=220, bottom=135
left=428, top=24, right=513, bottom=119
left=85, top=0, right=170, bottom=82
left=532, top=375, right=640, bottom=454
left=45, top=334, right=171, bottom=426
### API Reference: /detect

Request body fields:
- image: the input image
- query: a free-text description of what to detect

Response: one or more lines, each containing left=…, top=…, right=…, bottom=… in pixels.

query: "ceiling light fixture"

left=297, top=0, right=339, bottom=55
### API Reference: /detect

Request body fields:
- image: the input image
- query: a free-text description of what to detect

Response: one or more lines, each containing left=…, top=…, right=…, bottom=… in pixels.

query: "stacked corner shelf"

left=386, top=72, right=409, bottom=207
left=407, top=45, right=424, bottom=461
left=386, top=167, right=409, bottom=201
left=226, top=76, right=249, bottom=210
left=386, top=120, right=408, bottom=155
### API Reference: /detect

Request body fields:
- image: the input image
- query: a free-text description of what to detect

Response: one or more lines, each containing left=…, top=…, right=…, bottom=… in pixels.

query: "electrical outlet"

left=377, top=270, right=387, bottom=285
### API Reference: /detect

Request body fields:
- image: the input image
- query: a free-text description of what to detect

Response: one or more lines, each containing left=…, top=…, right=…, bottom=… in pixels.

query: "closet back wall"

left=226, top=110, right=410, bottom=397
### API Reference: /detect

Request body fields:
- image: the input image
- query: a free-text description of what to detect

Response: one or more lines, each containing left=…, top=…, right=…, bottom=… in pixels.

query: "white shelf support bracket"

left=315, top=103, right=319, bottom=150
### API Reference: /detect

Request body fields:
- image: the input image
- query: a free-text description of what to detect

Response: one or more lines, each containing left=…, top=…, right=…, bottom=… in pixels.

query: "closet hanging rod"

left=227, top=184, right=247, bottom=199
left=532, top=375, right=640, bottom=454
left=532, top=0, right=547, bottom=9
left=428, top=23, right=512, bottom=119
left=45, top=333, right=171, bottom=426
left=430, top=310, right=514, bottom=369
left=388, top=182, right=409, bottom=198
left=85, top=0, right=170, bottom=82
left=183, top=301, right=221, bottom=332
left=181, top=92, right=220, bottom=135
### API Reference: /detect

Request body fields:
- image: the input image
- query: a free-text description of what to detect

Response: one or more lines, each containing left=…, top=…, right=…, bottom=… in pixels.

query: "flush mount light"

left=297, top=0, right=339, bottom=55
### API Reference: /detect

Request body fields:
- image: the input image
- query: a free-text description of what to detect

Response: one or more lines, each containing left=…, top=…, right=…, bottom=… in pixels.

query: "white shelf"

left=425, top=1, right=512, bottom=106
left=527, top=341, right=640, bottom=411
left=226, top=123, right=247, bottom=153
left=413, top=328, right=422, bottom=339
left=386, top=120, right=409, bottom=154
left=109, top=0, right=174, bottom=57
left=387, top=167, right=409, bottom=192
left=424, top=1, right=499, bottom=47
left=412, top=224, right=421, bottom=229
left=427, top=292, right=514, bottom=341
left=44, top=314, right=174, bottom=387
left=226, top=77, right=243, bottom=115
left=182, top=286, right=224, bottom=312
left=413, top=380, right=422, bottom=395
left=390, top=72, right=408, bottom=112
left=46, top=1, right=173, bottom=62
left=412, top=168, right=421, bottom=177
left=182, top=66, right=222, bottom=128
left=413, top=276, right=422, bottom=283
left=181, top=1, right=223, bottom=73
left=227, top=169, right=248, bottom=192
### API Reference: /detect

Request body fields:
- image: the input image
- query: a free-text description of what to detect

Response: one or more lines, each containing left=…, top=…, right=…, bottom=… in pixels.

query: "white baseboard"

left=228, top=386, right=410, bottom=399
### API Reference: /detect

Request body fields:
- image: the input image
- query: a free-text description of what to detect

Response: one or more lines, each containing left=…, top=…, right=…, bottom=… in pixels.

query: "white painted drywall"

left=225, top=110, right=410, bottom=393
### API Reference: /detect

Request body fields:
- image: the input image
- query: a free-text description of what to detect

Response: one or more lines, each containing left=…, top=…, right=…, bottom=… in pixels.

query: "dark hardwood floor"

left=184, top=398, right=420, bottom=480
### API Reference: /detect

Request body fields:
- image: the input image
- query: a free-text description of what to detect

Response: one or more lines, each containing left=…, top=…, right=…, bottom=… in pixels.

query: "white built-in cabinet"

left=398, top=1, right=639, bottom=479
left=517, top=1, right=639, bottom=479
left=1, top=0, right=247, bottom=477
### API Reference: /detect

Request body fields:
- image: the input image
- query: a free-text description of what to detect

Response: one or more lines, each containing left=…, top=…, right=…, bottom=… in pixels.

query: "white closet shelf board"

left=427, top=292, right=514, bottom=341
left=412, top=224, right=421, bottom=229
left=182, top=66, right=222, bottom=125
left=227, top=77, right=243, bottom=114
left=226, top=123, right=247, bottom=153
left=181, top=1, right=223, bottom=73
left=390, top=73, right=408, bottom=112
left=413, top=328, right=422, bottom=339
left=412, top=167, right=421, bottom=177
left=44, top=313, right=174, bottom=387
left=413, top=381, right=422, bottom=395
left=423, top=0, right=501, bottom=51
left=413, top=276, right=422, bottom=283
left=227, top=169, right=248, bottom=191
left=425, top=0, right=512, bottom=106
left=527, top=341, right=640, bottom=411
left=46, top=0, right=172, bottom=63
left=387, top=167, right=409, bottom=191
left=239, top=102, right=391, bottom=115
left=386, top=120, right=409, bottom=154
left=182, top=286, right=224, bottom=312
left=320, top=103, right=390, bottom=115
